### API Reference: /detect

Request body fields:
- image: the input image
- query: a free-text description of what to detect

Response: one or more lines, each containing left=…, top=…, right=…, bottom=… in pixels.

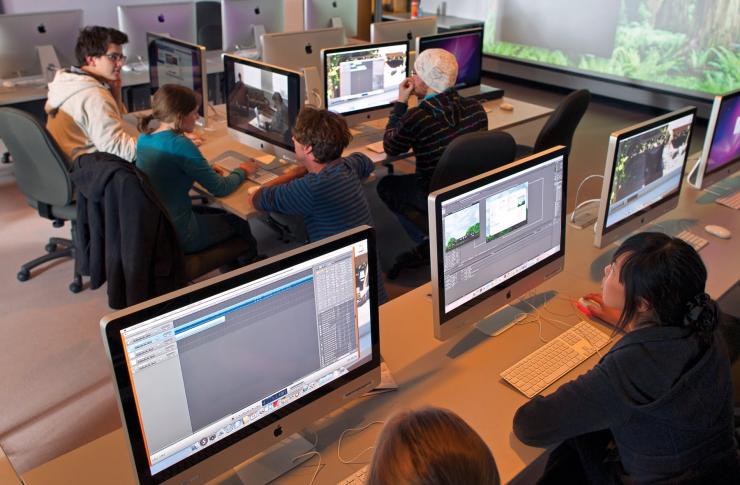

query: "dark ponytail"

left=683, top=292, right=719, bottom=345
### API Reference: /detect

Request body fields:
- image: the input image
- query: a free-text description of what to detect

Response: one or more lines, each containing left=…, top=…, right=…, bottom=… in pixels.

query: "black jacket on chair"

left=71, top=153, right=186, bottom=309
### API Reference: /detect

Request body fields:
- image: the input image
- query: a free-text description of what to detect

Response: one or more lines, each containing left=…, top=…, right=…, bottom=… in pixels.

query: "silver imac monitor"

left=117, top=2, right=197, bottom=63
left=323, top=41, right=409, bottom=125
left=0, top=9, right=82, bottom=79
left=370, top=16, right=437, bottom=50
left=147, top=33, right=208, bottom=119
left=691, top=89, right=740, bottom=191
left=594, top=107, right=696, bottom=248
left=101, top=226, right=381, bottom=485
left=224, top=54, right=303, bottom=160
left=416, top=28, right=504, bottom=101
left=221, top=0, right=284, bottom=52
left=262, top=27, right=346, bottom=74
left=304, top=0, right=359, bottom=38
left=429, top=146, right=568, bottom=341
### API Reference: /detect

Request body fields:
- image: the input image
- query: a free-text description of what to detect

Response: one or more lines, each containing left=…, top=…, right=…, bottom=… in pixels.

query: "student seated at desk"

left=250, top=107, right=387, bottom=302
left=376, top=48, right=487, bottom=270
left=136, top=84, right=258, bottom=258
left=368, top=407, right=500, bottom=485
left=514, top=232, right=740, bottom=484
left=45, top=26, right=137, bottom=162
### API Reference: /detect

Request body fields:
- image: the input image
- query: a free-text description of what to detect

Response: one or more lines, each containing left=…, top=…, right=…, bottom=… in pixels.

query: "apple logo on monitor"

left=254, top=6, right=260, bottom=15
left=158, top=14, right=165, bottom=23
left=37, top=24, right=47, bottom=34
left=406, top=31, right=412, bottom=40
left=305, top=43, right=312, bottom=54
left=332, top=1, right=338, bottom=7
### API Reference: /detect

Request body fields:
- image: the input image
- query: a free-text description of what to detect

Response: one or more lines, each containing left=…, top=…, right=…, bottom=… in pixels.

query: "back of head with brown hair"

left=138, top=84, right=201, bottom=135
left=368, top=407, right=500, bottom=485
left=292, top=107, right=352, bottom=163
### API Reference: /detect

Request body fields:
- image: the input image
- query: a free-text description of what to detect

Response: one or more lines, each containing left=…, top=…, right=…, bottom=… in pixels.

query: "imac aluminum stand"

left=229, top=433, right=314, bottom=484
left=475, top=290, right=557, bottom=336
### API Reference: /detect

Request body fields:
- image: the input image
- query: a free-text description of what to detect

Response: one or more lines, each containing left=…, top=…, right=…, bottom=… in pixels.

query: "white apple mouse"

left=499, top=102, right=514, bottom=111
left=2, top=80, right=16, bottom=88
left=704, top=224, right=731, bottom=239
left=577, top=297, right=602, bottom=315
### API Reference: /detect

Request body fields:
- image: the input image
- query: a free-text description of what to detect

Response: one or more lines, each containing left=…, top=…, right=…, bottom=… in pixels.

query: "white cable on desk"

left=570, top=174, right=604, bottom=223
left=337, top=420, right=385, bottom=464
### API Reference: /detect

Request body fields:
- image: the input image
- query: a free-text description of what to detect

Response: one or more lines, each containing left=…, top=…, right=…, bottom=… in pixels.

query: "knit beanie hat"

left=414, top=48, right=458, bottom=93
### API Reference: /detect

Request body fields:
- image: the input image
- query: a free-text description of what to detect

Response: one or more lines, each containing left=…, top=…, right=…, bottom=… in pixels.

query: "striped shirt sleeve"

left=256, top=175, right=315, bottom=216
left=383, top=102, right=416, bottom=156
left=343, top=152, right=374, bottom=179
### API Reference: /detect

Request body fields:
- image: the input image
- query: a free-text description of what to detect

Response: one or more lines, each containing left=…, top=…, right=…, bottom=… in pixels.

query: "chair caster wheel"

left=17, top=269, right=30, bottom=282
left=69, top=281, right=82, bottom=293
left=45, top=243, right=58, bottom=253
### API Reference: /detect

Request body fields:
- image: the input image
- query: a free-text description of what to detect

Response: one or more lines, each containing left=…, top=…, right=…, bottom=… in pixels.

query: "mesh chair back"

left=533, top=89, right=591, bottom=155
left=430, top=131, right=517, bottom=192
left=0, top=107, right=73, bottom=207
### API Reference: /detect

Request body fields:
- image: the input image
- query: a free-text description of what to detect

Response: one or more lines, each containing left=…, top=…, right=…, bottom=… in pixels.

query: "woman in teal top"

left=136, top=84, right=258, bottom=255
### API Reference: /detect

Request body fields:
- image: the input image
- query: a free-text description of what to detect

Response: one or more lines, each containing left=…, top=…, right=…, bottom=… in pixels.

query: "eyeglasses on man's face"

left=103, top=52, right=127, bottom=64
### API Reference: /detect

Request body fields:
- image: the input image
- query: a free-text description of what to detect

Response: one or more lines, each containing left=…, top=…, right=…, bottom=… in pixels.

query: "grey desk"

left=382, top=12, right=484, bottom=31
left=21, top=175, right=740, bottom=484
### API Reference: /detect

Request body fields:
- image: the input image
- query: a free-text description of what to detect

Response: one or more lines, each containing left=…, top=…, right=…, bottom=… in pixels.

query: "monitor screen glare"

left=225, top=58, right=300, bottom=150
left=148, top=35, right=205, bottom=115
left=418, top=29, right=483, bottom=90
left=439, top=153, right=564, bottom=316
left=325, top=43, right=409, bottom=115
left=605, top=112, right=694, bottom=229
left=705, top=93, right=740, bottom=175
left=117, top=237, right=374, bottom=477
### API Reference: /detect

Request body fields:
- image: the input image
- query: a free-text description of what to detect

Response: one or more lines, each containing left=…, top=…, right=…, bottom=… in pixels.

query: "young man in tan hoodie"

left=45, top=26, right=136, bottom=162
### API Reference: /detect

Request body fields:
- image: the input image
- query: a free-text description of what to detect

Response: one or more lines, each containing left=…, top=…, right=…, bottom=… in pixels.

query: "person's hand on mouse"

left=239, top=159, right=258, bottom=174
left=398, top=77, right=415, bottom=104
left=581, top=293, right=622, bottom=327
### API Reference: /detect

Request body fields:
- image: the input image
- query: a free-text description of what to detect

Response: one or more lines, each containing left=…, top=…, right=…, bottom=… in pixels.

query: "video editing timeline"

left=119, top=241, right=371, bottom=474
left=441, top=156, right=564, bottom=314
left=326, top=43, right=408, bottom=114
left=606, top=113, right=694, bottom=228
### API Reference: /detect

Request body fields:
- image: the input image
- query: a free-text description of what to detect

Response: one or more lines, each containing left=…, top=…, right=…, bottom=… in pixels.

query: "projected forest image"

left=484, top=0, right=739, bottom=95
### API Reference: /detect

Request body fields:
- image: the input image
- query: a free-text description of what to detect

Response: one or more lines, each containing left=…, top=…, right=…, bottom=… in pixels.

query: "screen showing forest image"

left=443, top=204, right=481, bottom=251
left=483, top=0, right=739, bottom=96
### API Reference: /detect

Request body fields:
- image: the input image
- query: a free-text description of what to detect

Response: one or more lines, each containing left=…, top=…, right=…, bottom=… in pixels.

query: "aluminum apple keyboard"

left=337, top=464, right=368, bottom=484
left=500, top=321, right=611, bottom=398
left=676, top=230, right=708, bottom=252
left=215, top=155, right=278, bottom=185
left=716, top=191, right=740, bottom=210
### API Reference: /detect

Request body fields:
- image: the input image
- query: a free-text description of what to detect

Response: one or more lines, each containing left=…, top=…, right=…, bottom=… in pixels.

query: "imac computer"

left=323, top=41, right=409, bottom=125
left=224, top=54, right=303, bottom=160
left=429, top=146, right=568, bottom=340
left=147, top=33, right=208, bottom=121
left=0, top=9, right=82, bottom=80
left=262, top=27, right=346, bottom=75
left=416, top=28, right=503, bottom=102
left=117, top=2, right=197, bottom=64
left=370, top=17, right=437, bottom=51
left=221, top=0, right=284, bottom=54
left=101, top=226, right=381, bottom=485
left=594, top=107, right=696, bottom=248
left=304, top=0, right=359, bottom=38
left=689, top=89, right=740, bottom=192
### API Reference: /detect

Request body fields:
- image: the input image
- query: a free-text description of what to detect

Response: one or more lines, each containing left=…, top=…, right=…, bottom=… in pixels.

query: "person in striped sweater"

left=377, top=48, right=488, bottom=277
left=250, top=107, right=387, bottom=302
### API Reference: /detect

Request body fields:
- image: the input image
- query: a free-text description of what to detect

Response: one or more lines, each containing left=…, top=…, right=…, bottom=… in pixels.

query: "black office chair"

left=196, top=1, right=223, bottom=51
left=0, top=107, right=82, bottom=293
left=516, top=89, right=591, bottom=159
left=387, top=131, right=517, bottom=279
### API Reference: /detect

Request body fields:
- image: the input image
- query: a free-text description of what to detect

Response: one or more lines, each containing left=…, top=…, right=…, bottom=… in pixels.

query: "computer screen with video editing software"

left=324, top=41, right=409, bottom=116
left=417, top=28, right=483, bottom=90
left=439, top=153, right=564, bottom=314
left=147, top=34, right=206, bottom=117
left=102, top=228, right=379, bottom=483
left=224, top=55, right=301, bottom=151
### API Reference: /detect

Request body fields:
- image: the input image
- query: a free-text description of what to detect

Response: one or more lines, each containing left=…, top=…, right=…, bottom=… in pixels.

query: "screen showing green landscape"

left=483, top=0, right=739, bottom=96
